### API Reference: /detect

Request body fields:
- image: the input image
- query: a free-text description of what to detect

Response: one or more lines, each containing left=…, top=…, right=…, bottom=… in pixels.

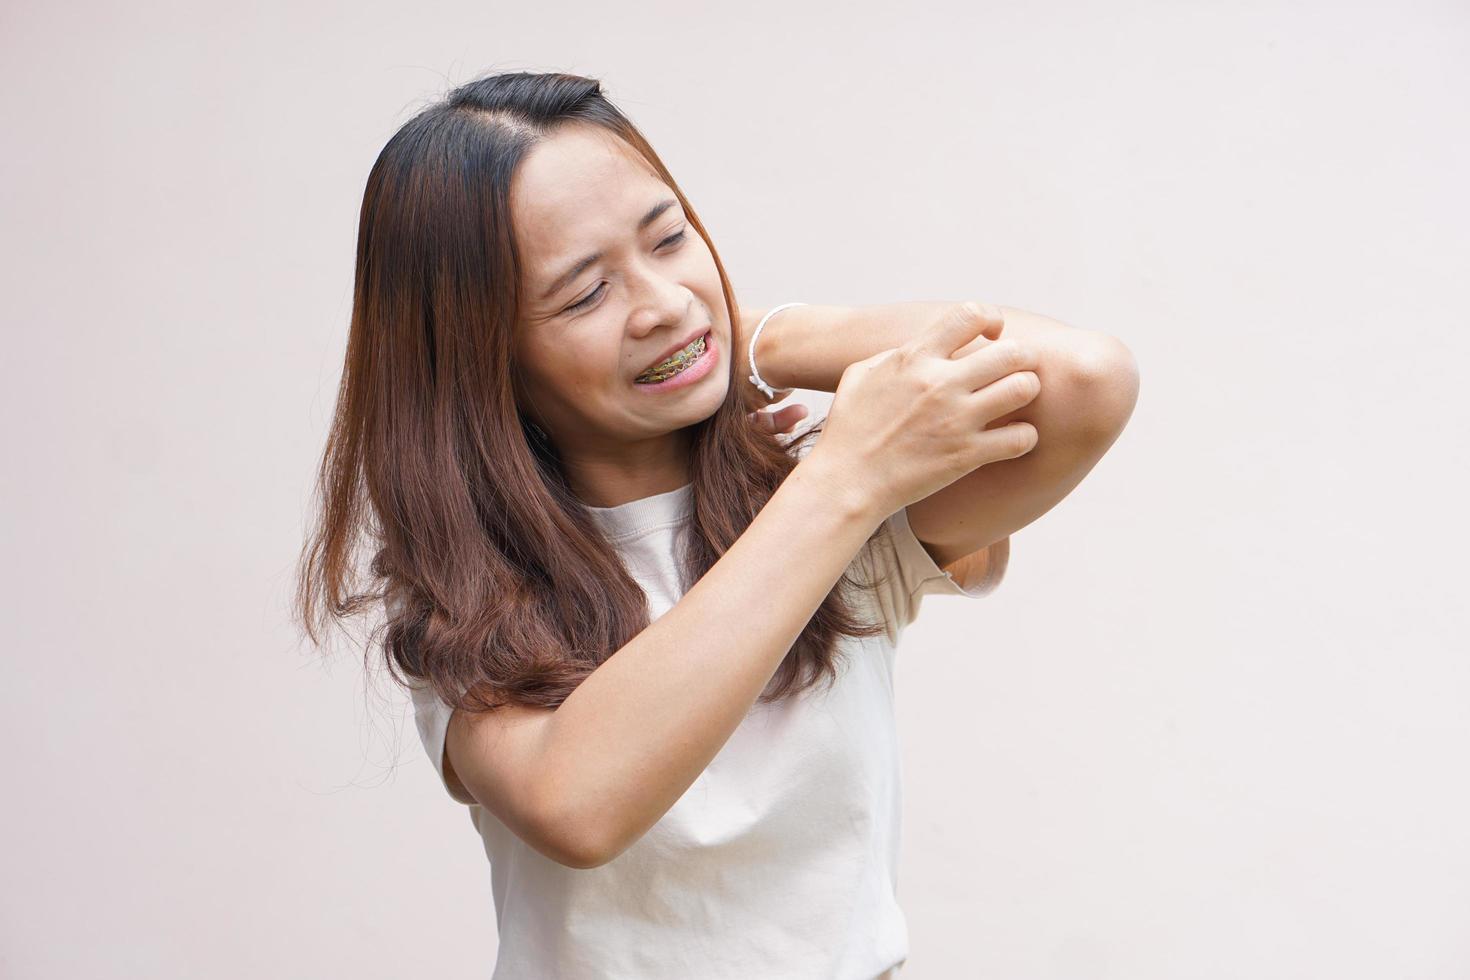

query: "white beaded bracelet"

left=747, top=302, right=806, bottom=400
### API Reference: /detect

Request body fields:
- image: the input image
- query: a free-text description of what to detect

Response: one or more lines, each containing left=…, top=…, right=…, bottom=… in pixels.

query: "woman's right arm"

left=448, top=303, right=1041, bottom=869
left=530, top=457, right=881, bottom=867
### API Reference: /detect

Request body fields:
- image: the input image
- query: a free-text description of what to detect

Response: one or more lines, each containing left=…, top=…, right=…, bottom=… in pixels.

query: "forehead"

left=511, top=126, right=671, bottom=263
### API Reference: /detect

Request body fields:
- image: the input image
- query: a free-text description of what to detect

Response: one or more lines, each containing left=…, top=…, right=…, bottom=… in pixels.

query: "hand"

left=951, top=304, right=1007, bottom=356
left=746, top=402, right=810, bottom=436
left=803, top=301, right=1041, bottom=518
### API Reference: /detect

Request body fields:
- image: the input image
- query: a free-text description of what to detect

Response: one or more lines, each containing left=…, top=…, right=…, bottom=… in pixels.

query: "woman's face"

left=510, top=125, right=731, bottom=465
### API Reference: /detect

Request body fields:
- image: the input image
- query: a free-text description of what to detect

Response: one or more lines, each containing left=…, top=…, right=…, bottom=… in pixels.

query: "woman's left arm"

left=743, top=301, right=1141, bottom=571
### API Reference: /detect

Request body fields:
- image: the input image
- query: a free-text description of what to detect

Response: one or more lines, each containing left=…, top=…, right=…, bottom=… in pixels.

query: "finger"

left=954, top=310, right=1005, bottom=355
left=980, top=420, right=1039, bottom=461
left=981, top=308, right=1005, bottom=341
left=910, top=301, right=1005, bottom=359
left=955, top=337, right=1043, bottom=395
left=748, top=403, right=809, bottom=434
left=771, top=403, right=809, bottom=434
left=968, top=368, right=1041, bottom=418
left=952, top=331, right=996, bottom=360
left=952, top=340, right=1046, bottom=411
left=747, top=410, right=775, bottom=432
left=748, top=408, right=789, bottom=433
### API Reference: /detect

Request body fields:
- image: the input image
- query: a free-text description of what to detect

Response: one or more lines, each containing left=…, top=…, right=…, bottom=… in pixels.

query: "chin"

left=680, top=377, right=728, bottom=424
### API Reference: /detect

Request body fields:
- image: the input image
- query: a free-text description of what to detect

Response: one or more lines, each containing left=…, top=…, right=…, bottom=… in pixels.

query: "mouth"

left=634, top=329, right=712, bottom=384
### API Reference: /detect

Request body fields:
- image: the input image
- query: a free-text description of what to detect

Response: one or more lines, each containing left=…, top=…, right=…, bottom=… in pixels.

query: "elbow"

left=537, top=794, right=622, bottom=871
left=535, top=824, right=610, bottom=871
left=1071, top=335, right=1140, bottom=441
left=556, top=843, right=612, bottom=872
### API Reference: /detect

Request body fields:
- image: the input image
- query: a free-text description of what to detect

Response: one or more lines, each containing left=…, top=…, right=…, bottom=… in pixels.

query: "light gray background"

left=3, top=1, right=1466, bottom=977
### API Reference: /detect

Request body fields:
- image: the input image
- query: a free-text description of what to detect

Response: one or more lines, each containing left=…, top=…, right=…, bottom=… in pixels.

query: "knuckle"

left=947, top=438, right=974, bottom=471
left=994, top=339, right=1027, bottom=371
left=915, top=370, right=944, bottom=398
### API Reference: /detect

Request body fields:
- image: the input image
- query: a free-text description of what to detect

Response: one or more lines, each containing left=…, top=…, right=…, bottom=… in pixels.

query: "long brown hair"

left=295, top=70, right=890, bottom=718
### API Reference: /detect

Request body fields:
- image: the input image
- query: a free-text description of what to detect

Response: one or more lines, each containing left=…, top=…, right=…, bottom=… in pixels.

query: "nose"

left=626, top=263, right=696, bottom=338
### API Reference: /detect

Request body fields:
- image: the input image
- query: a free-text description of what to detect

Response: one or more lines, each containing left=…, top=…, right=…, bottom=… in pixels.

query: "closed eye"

left=565, top=229, right=689, bottom=313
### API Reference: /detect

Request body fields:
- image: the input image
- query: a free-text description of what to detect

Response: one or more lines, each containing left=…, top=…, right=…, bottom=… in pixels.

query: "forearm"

left=748, top=302, right=1127, bottom=426
left=750, top=301, right=968, bottom=394
left=541, top=455, right=883, bottom=866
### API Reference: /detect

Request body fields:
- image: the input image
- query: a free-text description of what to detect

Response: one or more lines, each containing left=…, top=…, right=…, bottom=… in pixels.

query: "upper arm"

left=441, top=699, right=604, bottom=869
left=907, top=307, right=1139, bottom=569
left=393, top=587, right=606, bottom=870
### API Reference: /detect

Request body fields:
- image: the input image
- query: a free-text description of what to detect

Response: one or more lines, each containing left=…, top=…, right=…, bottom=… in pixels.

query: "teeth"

left=636, top=334, right=706, bottom=383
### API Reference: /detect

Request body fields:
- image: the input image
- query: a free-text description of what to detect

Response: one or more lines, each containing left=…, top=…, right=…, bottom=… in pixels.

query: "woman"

left=297, top=70, right=1139, bottom=979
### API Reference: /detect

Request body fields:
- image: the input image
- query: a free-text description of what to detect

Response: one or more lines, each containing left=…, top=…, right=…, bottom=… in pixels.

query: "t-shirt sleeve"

left=408, top=677, right=479, bottom=807
left=859, top=504, right=1010, bottom=641
left=387, top=591, right=479, bottom=807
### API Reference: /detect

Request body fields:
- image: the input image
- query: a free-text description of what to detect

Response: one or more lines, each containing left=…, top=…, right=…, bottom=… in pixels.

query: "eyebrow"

left=538, top=197, right=682, bottom=302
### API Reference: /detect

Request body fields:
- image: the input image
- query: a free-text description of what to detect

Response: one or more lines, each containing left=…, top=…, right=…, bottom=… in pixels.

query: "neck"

left=561, top=430, right=694, bottom=508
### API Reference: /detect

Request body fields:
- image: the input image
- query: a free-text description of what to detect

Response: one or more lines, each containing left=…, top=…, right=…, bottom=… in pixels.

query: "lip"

left=637, top=326, right=713, bottom=378
left=631, top=330, right=717, bottom=392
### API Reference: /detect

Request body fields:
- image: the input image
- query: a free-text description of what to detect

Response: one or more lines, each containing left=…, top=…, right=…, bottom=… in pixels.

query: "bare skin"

left=510, top=123, right=733, bottom=508
left=446, top=125, right=1053, bottom=869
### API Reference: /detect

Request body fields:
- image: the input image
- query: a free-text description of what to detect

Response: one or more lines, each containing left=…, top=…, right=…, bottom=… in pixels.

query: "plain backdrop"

left=2, top=1, right=1466, bottom=977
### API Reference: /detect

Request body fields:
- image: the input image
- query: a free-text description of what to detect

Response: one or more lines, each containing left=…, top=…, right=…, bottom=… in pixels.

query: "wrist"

left=791, top=447, right=889, bottom=530
left=742, top=303, right=803, bottom=401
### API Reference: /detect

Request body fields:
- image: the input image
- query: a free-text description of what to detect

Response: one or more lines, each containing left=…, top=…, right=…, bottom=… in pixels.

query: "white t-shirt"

left=406, top=456, right=1009, bottom=979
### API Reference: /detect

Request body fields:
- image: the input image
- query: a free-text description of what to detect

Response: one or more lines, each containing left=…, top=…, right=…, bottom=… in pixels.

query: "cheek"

left=531, top=337, right=621, bottom=393
left=519, top=342, right=575, bottom=395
